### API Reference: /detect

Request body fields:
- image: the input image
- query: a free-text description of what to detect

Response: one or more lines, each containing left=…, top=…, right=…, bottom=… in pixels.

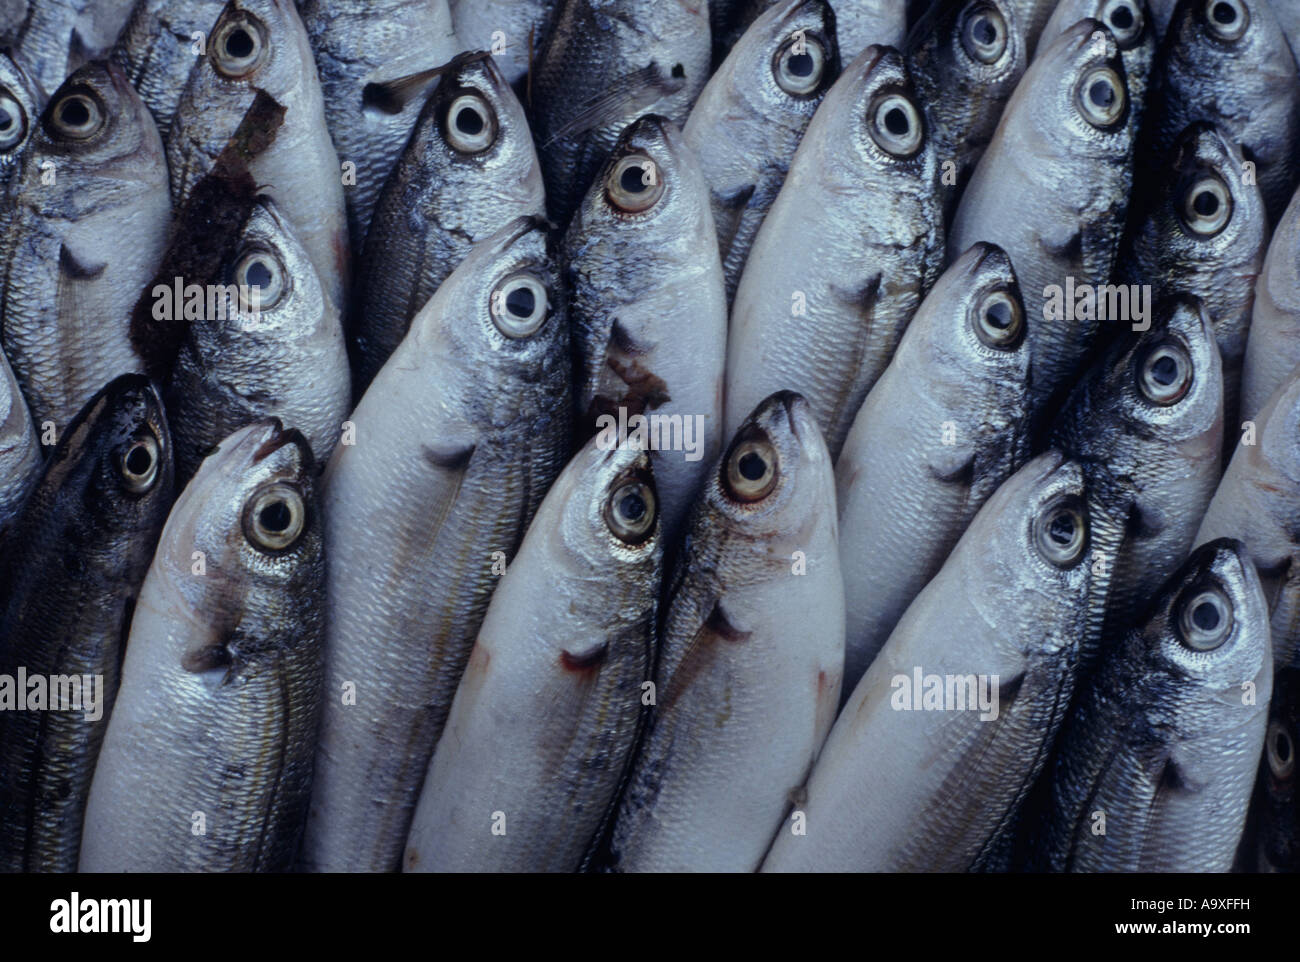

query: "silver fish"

left=837, top=242, right=1032, bottom=695
left=0, top=51, right=43, bottom=203
left=1038, top=0, right=1156, bottom=129
left=823, top=0, right=905, bottom=61
left=0, top=61, right=170, bottom=434
left=682, top=0, right=841, bottom=305
left=300, top=218, right=571, bottom=872
left=950, top=20, right=1137, bottom=414
left=0, top=375, right=171, bottom=872
left=80, top=418, right=322, bottom=872
left=1039, top=539, right=1270, bottom=872
left=1241, top=183, right=1300, bottom=424
left=352, top=51, right=545, bottom=390
left=449, top=0, right=557, bottom=86
left=164, top=196, right=351, bottom=486
left=762, top=451, right=1111, bottom=872
left=1003, top=0, right=1059, bottom=54
left=0, top=348, right=39, bottom=541
left=1247, top=665, right=1299, bottom=872
left=298, top=0, right=458, bottom=263
left=403, top=438, right=660, bottom=873
left=606, top=392, right=843, bottom=873
left=567, top=115, right=726, bottom=545
left=725, top=44, right=945, bottom=459
left=13, top=0, right=136, bottom=95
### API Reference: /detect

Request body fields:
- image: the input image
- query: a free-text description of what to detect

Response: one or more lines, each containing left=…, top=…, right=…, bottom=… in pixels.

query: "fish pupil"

left=1110, top=6, right=1135, bottom=30
left=1048, top=514, right=1075, bottom=545
left=260, top=500, right=292, bottom=533
left=225, top=27, right=255, bottom=59
left=738, top=451, right=767, bottom=481
left=1151, top=354, right=1178, bottom=385
left=0, top=110, right=12, bottom=132
left=59, top=98, right=89, bottom=128
left=1089, top=80, right=1115, bottom=109
left=245, top=259, right=274, bottom=290
left=125, top=445, right=152, bottom=476
left=1194, top=190, right=1219, bottom=217
left=1192, top=600, right=1220, bottom=631
left=455, top=106, right=484, bottom=136
left=787, top=52, right=814, bottom=78
left=985, top=301, right=1012, bottom=329
left=884, top=107, right=909, bottom=136
left=505, top=286, right=535, bottom=317
left=973, top=16, right=997, bottom=45
left=1277, top=731, right=1293, bottom=763
left=620, top=165, right=646, bottom=194
left=1212, top=2, right=1236, bottom=25
left=619, top=491, right=646, bottom=522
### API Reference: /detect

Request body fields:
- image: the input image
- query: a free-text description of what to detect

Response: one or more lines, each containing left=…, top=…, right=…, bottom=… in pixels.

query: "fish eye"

left=773, top=33, right=826, bottom=96
left=48, top=89, right=103, bottom=141
left=243, top=481, right=307, bottom=552
left=1137, top=340, right=1193, bottom=405
left=232, top=248, right=287, bottom=312
left=1033, top=497, right=1087, bottom=567
left=725, top=437, right=779, bottom=502
left=490, top=272, right=549, bottom=337
left=1177, top=585, right=1233, bottom=651
left=1101, top=0, right=1143, bottom=47
left=606, top=479, right=656, bottom=544
left=1076, top=66, right=1126, bottom=128
left=606, top=152, right=665, bottom=213
left=444, top=92, right=497, bottom=153
left=973, top=287, right=1024, bottom=349
left=960, top=4, right=1008, bottom=64
left=1180, top=173, right=1232, bottom=236
left=1204, top=0, right=1249, bottom=42
left=212, top=13, right=269, bottom=79
left=1266, top=719, right=1295, bottom=779
left=868, top=91, right=923, bottom=158
left=117, top=434, right=160, bottom=494
left=0, top=92, right=27, bottom=151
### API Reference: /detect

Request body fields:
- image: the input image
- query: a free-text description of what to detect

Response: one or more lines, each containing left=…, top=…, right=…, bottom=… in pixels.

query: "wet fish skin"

left=606, top=392, right=843, bottom=873
left=821, top=0, right=905, bottom=61
left=950, top=20, right=1137, bottom=414
left=566, top=115, right=726, bottom=545
left=0, top=60, right=170, bottom=434
left=300, top=218, right=571, bottom=873
left=449, top=0, right=557, bottom=86
left=0, top=348, right=39, bottom=542
left=80, top=418, right=323, bottom=872
left=1040, top=539, right=1271, bottom=873
left=1004, top=0, right=1059, bottom=54
left=298, top=0, right=458, bottom=264
left=1052, top=296, right=1223, bottom=646
left=14, top=0, right=137, bottom=95
left=165, top=197, right=351, bottom=487
left=0, top=51, right=44, bottom=213
left=1241, top=184, right=1300, bottom=424
left=725, top=44, right=945, bottom=460
left=1144, top=0, right=1300, bottom=224
left=0, top=374, right=172, bottom=872
left=1038, top=0, right=1156, bottom=128
left=403, top=438, right=660, bottom=873
left=762, top=451, right=1111, bottom=872
left=1249, top=666, right=1299, bottom=872
left=352, top=51, right=544, bottom=390
left=837, top=242, right=1033, bottom=695
left=529, top=0, right=711, bottom=229
left=683, top=0, right=841, bottom=306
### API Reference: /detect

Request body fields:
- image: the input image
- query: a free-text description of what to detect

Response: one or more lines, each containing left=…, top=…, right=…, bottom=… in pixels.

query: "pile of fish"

left=0, top=0, right=1297, bottom=874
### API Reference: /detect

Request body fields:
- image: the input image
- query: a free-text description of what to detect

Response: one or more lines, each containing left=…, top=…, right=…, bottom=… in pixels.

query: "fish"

left=905, top=0, right=1028, bottom=221
left=1003, top=0, right=1060, bottom=54
left=448, top=0, right=558, bottom=86
left=1196, top=372, right=1300, bottom=670
left=13, top=0, right=137, bottom=95
left=1051, top=296, right=1223, bottom=646
left=1241, top=183, right=1300, bottom=424
left=682, top=0, right=841, bottom=306
left=0, top=348, right=39, bottom=542
left=1149, top=0, right=1178, bottom=36
left=528, top=0, right=711, bottom=229
left=0, top=51, right=42, bottom=260
left=164, top=196, right=351, bottom=487
left=0, top=374, right=172, bottom=872
left=0, top=60, right=170, bottom=435
left=1143, top=0, right=1300, bottom=224
left=0, top=0, right=26, bottom=46
left=567, top=115, right=727, bottom=545
left=837, top=242, right=1033, bottom=696
left=298, top=0, right=459, bottom=264
left=761, top=451, right=1112, bottom=872
left=1036, top=538, right=1271, bottom=872
left=724, top=44, right=945, bottom=459
left=1247, top=666, right=1299, bottom=872
left=1118, top=122, right=1266, bottom=445
left=949, top=20, right=1137, bottom=415
left=403, top=437, right=661, bottom=872
left=1038, top=0, right=1156, bottom=129
left=299, top=217, right=571, bottom=872
left=820, top=0, right=905, bottom=61
left=351, top=51, right=545, bottom=390
left=167, top=0, right=349, bottom=314
left=109, top=0, right=227, bottom=142
left=1272, top=0, right=1300, bottom=66
left=605, top=391, right=843, bottom=873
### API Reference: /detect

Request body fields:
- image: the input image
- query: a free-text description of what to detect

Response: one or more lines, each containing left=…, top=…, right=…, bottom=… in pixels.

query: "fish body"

left=825, top=0, right=905, bottom=60
left=14, top=0, right=137, bottom=94
left=1241, top=184, right=1300, bottom=423
left=449, top=0, right=557, bottom=85
left=0, top=348, right=38, bottom=541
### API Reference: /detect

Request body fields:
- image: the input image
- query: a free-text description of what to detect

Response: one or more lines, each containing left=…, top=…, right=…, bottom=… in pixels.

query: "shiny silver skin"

left=762, top=452, right=1113, bottom=872
left=449, top=0, right=557, bottom=85
left=0, top=60, right=169, bottom=434
left=1039, top=0, right=1155, bottom=128
left=950, top=21, right=1137, bottom=413
left=403, top=439, right=660, bottom=872
left=1241, top=183, right=1300, bottom=424
left=164, top=197, right=351, bottom=486
left=0, top=51, right=44, bottom=226
left=683, top=0, right=840, bottom=306
left=298, top=0, right=458, bottom=262
left=0, top=348, right=38, bottom=541
left=566, top=115, right=726, bottom=545
left=606, top=392, right=843, bottom=873
left=1052, top=296, right=1223, bottom=645
left=529, top=0, right=711, bottom=229
left=13, top=0, right=136, bottom=95
left=0, top=375, right=172, bottom=872
left=837, top=243, right=1033, bottom=696
left=820, top=0, right=905, bottom=61
left=352, top=51, right=544, bottom=390
left=300, top=219, right=571, bottom=872
left=725, top=44, right=945, bottom=460
left=1004, top=0, right=1059, bottom=54
left=1040, top=539, right=1271, bottom=872
left=80, top=419, right=323, bottom=872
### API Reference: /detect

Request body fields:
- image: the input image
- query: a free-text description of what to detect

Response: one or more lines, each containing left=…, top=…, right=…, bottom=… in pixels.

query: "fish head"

left=0, top=50, right=43, bottom=169
left=1043, top=0, right=1154, bottom=54
left=835, top=44, right=934, bottom=184
left=34, top=60, right=163, bottom=180
left=194, top=0, right=314, bottom=107
left=1165, top=0, right=1287, bottom=67
left=704, top=391, right=834, bottom=546
left=729, top=0, right=841, bottom=119
left=908, top=0, right=1027, bottom=96
left=1256, top=666, right=1299, bottom=871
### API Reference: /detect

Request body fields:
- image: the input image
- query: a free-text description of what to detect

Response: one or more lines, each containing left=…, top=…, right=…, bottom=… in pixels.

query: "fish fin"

left=362, top=68, right=442, bottom=116
left=717, top=183, right=757, bottom=212
left=181, top=642, right=233, bottom=674
left=926, top=444, right=976, bottom=486
left=1038, top=226, right=1082, bottom=263
left=560, top=641, right=609, bottom=672
left=66, top=29, right=92, bottom=74
left=421, top=442, right=475, bottom=471
left=541, top=62, right=686, bottom=145
left=704, top=601, right=753, bottom=643
left=58, top=244, right=106, bottom=280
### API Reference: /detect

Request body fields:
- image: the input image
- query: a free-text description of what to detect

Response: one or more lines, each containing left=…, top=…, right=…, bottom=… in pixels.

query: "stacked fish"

left=0, top=0, right=1296, bottom=874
